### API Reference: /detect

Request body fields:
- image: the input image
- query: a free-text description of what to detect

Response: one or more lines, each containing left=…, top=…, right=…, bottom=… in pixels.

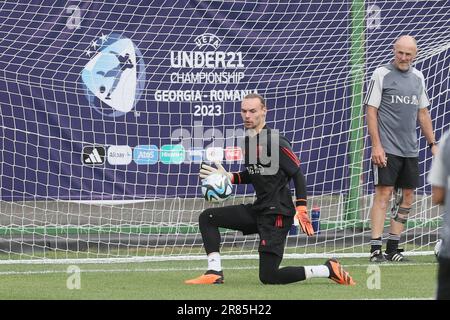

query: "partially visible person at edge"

left=428, top=130, right=450, bottom=300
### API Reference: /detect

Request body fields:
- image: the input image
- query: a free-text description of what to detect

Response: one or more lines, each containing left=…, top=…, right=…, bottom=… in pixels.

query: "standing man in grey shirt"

left=364, top=35, right=438, bottom=262
left=428, top=130, right=450, bottom=299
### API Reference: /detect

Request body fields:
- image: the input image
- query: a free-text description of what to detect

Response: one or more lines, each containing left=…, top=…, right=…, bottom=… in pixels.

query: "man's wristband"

left=295, top=199, right=307, bottom=207
left=428, top=141, right=437, bottom=149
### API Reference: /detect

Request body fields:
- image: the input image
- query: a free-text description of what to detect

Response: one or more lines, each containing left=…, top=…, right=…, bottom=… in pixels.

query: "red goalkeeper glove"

left=295, top=206, right=314, bottom=236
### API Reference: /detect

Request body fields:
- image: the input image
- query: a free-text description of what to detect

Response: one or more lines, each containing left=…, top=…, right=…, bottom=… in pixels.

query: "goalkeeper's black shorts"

left=206, top=204, right=293, bottom=257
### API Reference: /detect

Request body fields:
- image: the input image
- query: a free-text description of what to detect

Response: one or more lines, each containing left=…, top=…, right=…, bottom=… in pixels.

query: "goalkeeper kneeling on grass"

left=185, top=93, right=355, bottom=285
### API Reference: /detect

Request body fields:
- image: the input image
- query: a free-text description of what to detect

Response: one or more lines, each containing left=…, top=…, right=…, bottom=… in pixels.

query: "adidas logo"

left=82, top=146, right=105, bottom=165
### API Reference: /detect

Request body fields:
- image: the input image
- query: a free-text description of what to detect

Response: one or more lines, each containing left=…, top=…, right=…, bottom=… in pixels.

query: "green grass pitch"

left=0, top=255, right=438, bottom=300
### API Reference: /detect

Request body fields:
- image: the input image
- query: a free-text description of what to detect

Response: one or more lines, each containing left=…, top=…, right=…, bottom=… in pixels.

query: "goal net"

left=0, top=1, right=448, bottom=262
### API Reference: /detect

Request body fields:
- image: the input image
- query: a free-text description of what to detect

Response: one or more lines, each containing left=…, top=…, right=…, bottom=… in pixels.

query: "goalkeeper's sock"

left=304, top=265, right=330, bottom=279
left=207, top=252, right=222, bottom=272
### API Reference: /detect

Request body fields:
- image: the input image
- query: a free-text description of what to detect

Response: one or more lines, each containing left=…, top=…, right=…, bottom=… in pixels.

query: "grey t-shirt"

left=364, top=63, right=430, bottom=157
left=428, top=131, right=450, bottom=258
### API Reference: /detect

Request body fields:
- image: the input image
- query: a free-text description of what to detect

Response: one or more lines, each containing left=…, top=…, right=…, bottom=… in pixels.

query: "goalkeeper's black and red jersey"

left=232, top=125, right=307, bottom=217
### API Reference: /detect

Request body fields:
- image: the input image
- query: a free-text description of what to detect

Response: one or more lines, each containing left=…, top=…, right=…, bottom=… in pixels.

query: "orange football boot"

left=325, top=258, right=356, bottom=285
left=185, top=270, right=224, bottom=284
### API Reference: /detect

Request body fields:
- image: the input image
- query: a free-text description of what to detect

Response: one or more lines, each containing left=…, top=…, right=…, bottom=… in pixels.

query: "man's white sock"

left=207, top=252, right=222, bottom=272
left=304, top=265, right=330, bottom=279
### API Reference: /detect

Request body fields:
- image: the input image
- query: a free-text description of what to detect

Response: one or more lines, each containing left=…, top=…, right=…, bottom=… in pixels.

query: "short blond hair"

left=243, top=93, right=266, bottom=109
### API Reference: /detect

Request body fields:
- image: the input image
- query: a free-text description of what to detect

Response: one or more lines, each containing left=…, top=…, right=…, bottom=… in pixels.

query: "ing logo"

left=81, top=33, right=146, bottom=117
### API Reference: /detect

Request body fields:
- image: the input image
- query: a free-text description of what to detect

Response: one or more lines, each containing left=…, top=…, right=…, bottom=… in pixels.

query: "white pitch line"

left=0, top=266, right=257, bottom=276
left=0, top=252, right=436, bottom=265
left=339, top=262, right=437, bottom=268
left=0, top=261, right=436, bottom=276
left=361, top=297, right=434, bottom=300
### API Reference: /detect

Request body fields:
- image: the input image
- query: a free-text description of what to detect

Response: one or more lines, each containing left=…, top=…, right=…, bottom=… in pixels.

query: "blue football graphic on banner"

left=81, top=34, right=145, bottom=116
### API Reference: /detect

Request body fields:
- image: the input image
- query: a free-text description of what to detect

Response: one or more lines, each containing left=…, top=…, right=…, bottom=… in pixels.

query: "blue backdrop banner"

left=0, top=1, right=448, bottom=201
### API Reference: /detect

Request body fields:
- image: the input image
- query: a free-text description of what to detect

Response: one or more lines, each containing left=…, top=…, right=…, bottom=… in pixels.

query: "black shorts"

left=437, top=257, right=450, bottom=300
left=255, top=213, right=293, bottom=257
left=206, top=204, right=293, bottom=257
left=372, top=153, right=419, bottom=188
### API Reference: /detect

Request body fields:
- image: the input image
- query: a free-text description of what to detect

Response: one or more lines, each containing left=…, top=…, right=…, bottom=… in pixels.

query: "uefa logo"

left=81, top=33, right=146, bottom=117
